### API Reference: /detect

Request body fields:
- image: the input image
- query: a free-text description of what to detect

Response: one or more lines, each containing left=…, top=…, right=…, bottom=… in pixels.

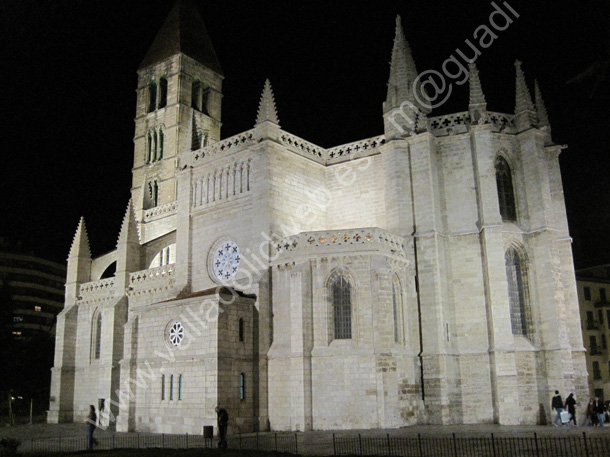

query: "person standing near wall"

left=215, top=405, right=229, bottom=448
left=86, top=405, right=98, bottom=450
left=592, top=397, right=605, bottom=427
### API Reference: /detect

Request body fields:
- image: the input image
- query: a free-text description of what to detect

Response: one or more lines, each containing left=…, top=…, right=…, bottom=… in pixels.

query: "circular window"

left=209, top=239, right=240, bottom=283
left=167, top=321, right=184, bottom=347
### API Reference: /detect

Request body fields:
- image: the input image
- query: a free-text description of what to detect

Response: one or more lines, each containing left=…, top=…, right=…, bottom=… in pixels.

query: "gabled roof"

left=139, top=0, right=223, bottom=76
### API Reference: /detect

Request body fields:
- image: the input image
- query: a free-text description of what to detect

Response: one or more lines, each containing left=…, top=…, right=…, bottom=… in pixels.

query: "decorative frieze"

left=272, top=227, right=407, bottom=262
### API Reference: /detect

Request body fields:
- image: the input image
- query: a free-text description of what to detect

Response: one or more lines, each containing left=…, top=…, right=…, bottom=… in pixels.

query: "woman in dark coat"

left=86, top=405, right=98, bottom=450
left=565, top=393, right=577, bottom=425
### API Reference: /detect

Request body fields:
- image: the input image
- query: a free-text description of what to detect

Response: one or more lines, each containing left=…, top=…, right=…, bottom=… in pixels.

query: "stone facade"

left=49, top=1, right=587, bottom=433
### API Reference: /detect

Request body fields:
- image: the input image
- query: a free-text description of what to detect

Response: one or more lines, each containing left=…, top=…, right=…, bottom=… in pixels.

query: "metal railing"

left=18, top=433, right=213, bottom=454
left=17, top=432, right=299, bottom=455
left=333, top=432, right=610, bottom=457
left=237, top=432, right=299, bottom=454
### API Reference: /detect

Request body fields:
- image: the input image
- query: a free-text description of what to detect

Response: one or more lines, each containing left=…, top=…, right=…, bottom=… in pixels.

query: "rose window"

left=168, top=321, right=184, bottom=347
left=212, top=241, right=240, bottom=281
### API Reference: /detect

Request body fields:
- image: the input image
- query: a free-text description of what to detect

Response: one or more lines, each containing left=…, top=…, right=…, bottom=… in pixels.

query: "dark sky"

left=1, top=0, right=608, bottom=269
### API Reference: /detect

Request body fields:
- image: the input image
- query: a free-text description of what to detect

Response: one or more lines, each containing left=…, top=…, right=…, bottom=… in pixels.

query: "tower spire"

left=468, top=62, right=487, bottom=123
left=139, top=0, right=223, bottom=75
left=255, top=79, right=280, bottom=126
left=383, top=16, right=429, bottom=139
left=514, top=60, right=536, bottom=131
left=385, top=16, right=421, bottom=110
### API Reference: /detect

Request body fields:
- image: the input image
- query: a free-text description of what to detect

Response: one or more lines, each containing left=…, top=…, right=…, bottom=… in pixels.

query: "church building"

left=49, top=0, right=588, bottom=433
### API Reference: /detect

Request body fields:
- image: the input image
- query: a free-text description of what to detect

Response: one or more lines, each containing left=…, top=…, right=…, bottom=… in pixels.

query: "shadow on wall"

left=538, top=403, right=547, bottom=425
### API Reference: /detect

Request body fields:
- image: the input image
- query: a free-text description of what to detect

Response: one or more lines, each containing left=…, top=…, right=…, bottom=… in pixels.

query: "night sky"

left=1, top=0, right=608, bottom=269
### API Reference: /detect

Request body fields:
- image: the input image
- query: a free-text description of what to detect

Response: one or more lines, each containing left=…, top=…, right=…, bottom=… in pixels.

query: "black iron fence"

left=16, top=432, right=299, bottom=455
left=333, top=433, right=610, bottom=457
left=12, top=431, right=610, bottom=456
left=18, top=433, right=213, bottom=454
left=237, top=432, right=299, bottom=454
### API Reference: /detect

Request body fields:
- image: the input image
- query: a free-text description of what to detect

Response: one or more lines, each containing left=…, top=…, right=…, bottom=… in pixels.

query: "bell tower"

left=132, top=0, right=223, bottom=218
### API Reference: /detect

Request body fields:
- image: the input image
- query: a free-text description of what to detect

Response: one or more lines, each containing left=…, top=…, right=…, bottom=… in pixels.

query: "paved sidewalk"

left=1, top=422, right=608, bottom=455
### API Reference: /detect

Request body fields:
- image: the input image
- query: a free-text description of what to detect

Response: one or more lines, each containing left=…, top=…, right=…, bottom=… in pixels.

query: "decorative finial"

left=534, top=80, right=550, bottom=128
left=255, top=79, right=280, bottom=126
left=68, top=217, right=91, bottom=260
left=514, top=60, right=536, bottom=131
left=117, top=199, right=140, bottom=247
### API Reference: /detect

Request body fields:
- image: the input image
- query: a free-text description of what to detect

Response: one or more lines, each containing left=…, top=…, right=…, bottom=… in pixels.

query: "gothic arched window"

left=505, top=247, right=532, bottom=338
left=158, top=129, right=164, bottom=160
left=153, top=130, right=158, bottom=162
left=495, top=156, right=517, bottom=222
left=329, top=273, right=352, bottom=340
left=392, top=275, right=404, bottom=344
left=148, top=81, right=157, bottom=113
left=147, top=132, right=153, bottom=163
left=158, top=77, right=168, bottom=109
left=91, top=309, right=102, bottom=361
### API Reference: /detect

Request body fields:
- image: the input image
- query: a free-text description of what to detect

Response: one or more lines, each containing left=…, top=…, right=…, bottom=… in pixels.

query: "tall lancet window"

left=392, top=275, right=404, bottom=344
left=505, top=247, right=532, bottom=338
left=158, top=129, right=164, bottom=160
left=495, top=156, right=517, bottom=222
left=329, top=273, right=352, bottom=340
left=148, top=81, right=157, bottom=113
left=91, top=309, right=102, bottom=361
left=147, top=132, right=153, bottom=163
left=158, top=77, right=168, bottom=109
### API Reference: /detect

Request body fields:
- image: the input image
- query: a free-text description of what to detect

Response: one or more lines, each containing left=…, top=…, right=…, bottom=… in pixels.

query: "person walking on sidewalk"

left=552, top=390, right=564, bottom=426
left=565, top=393, right=577, bottom=425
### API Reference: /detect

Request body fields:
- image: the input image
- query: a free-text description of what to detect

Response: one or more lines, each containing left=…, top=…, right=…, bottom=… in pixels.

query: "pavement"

left=1, top=421, right=608, bottom=455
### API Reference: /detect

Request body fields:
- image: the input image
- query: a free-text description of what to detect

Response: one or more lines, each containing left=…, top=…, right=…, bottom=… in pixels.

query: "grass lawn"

left=27, top=449, right=302, bottom=457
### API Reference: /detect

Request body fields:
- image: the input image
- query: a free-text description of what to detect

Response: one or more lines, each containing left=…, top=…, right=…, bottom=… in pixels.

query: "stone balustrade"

left=428, top=111, right=516, bottom=135
left=129, top=264, right=175, bottom=286
left=326, top=135, right=386, bottom=164
left=280, top=131, right=326, bottom=163
left=79, top=277, right=115, bottom=297
left=143, top=201, right=177, bottom=221
left=192, top=130, right=255, bottom=163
